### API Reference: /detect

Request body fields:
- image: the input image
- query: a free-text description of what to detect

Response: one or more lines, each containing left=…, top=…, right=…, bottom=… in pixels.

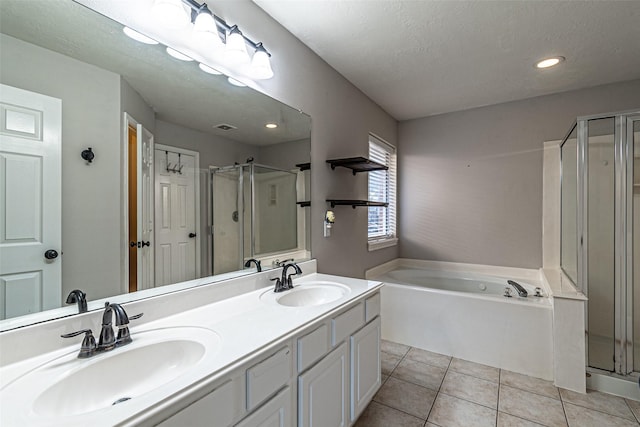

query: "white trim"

left=122, top=113, right=139, bottom=295
left=367, top=237, right=398, bottom=252
left=155, top=143, right=201, bottom=278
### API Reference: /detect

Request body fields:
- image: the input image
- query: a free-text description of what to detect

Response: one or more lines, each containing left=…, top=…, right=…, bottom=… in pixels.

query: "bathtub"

left=370, top=261, right=554, bottom=380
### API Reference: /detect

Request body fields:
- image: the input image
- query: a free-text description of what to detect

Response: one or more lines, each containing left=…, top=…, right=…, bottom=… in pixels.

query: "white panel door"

left=154, top=148, right=197, bottom=286
left=136, top=124, right=154, bottom=290
left=298, top=342, right=348, bottom=427
left=0, top=84, right=61, bottom=319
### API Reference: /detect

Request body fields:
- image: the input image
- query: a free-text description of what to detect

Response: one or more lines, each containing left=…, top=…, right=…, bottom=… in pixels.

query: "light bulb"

left=166, top=47, right=193, bottom=61
left=227, top=77, right=247, bottom=87
left=199, top=63, right=222, bottom=75
left=225, top=27, right=250, bottom=65
left=250, top=45, right=274, bottom=79
left=151, top=0, right=190, bottom=30
left=123, top=27, right=158, bottom=45
left=193, top=6, right=221, bottom=47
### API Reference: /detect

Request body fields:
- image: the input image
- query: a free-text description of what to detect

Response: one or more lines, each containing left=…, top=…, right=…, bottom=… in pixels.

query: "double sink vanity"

left=0, top=261, right=383, bottom=426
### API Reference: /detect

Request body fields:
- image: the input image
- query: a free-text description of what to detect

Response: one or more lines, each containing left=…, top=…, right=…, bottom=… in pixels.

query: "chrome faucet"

left=270, top=262, right=302, bottom=293
left=244, top=258, right=262, bottom=272
left=507, top=280, right=528, bottom=297
left=61, top=302, right=143, bottom=358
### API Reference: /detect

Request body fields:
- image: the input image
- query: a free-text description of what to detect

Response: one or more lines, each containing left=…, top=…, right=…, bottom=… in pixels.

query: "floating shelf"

left=296, top=162, right=311, bottom=171
left=326, top=157, right=387, bottom=175
left=297, top=201, right=311, bottom=207
left=326, top=199, right=388, bottom=209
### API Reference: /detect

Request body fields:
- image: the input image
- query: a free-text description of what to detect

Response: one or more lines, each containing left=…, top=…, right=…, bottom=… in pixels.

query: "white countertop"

left=0, top=273, right=382, bottom=427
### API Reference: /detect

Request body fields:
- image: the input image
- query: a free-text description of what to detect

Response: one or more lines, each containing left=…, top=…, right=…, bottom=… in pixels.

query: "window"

left=368, top=134, right=397, bottom=250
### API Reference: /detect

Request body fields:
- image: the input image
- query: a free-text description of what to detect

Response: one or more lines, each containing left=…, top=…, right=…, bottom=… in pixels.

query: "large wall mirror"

left=0, top=0, right=311, bottom=330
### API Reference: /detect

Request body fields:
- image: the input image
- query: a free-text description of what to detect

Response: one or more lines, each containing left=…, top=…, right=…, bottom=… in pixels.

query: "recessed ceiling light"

left=166, top=47, right=193, bottom=61
left=123, top=27, right=158, bottom=45
left=198, top=63, right=222, bottom=75
left=536, top=56, right=565, bottom=69
left=265, top=123, right=278, bottom=129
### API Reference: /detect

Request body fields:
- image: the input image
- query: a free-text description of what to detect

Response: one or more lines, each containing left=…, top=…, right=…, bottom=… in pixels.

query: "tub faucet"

left=507, top=280, right=528, bottom=297
left=244, top=258, right=262, bottom=272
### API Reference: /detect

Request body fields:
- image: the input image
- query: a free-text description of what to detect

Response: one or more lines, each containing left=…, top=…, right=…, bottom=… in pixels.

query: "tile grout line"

left=559, top=392, right=571, bottom=427
left=623, top=398, right=640, bottom=425
left=370, top=400, right=426, bottom=423
left=496, top=368, right=501, bottom=427
left=561, top=395, right=640, bottom=423
left=423, top=348, right=452, bottom=426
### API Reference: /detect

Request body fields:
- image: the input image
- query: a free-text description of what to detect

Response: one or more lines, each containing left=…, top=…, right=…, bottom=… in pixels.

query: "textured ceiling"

left=254, top=0, right=640, bottom=120
left=0, top=0, right=310, bottom=146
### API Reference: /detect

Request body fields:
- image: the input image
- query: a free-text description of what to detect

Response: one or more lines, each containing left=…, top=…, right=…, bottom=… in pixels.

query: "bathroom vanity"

left=0, top=263, right=382, bottom=427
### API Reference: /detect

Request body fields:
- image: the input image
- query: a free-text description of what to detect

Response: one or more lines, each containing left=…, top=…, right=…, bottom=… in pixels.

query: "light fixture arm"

left=181, top=0, right=270, bottom=56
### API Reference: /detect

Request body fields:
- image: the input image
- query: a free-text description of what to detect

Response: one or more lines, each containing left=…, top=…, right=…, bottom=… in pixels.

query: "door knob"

left=44, top=249, right=59, bottom=260
left=129, top=241, right=137, bottom=248
left=141, top=241, right=151, bottom=247
left=189, top=233, right=197, bottom=238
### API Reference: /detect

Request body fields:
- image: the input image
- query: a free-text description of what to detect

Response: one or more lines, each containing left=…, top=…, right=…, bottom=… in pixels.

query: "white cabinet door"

left=350, top=316, right=381, bottom=421
left=236, top=387, right=292, bottom=427
left=298, top=342, right=347, bottom=427
left=0, top=84, right=61, bottom=319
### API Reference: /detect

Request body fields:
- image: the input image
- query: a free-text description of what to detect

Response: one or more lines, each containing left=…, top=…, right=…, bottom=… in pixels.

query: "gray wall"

left=0, top=34, right=122, bottom=300
left=398, top=79, right=640, bottom=269
left=211, top=1, right=399, bottom=277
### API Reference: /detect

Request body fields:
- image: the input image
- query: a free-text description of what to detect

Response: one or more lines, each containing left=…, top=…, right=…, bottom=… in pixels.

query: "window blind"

left=368, top=135, right=396, bottom=241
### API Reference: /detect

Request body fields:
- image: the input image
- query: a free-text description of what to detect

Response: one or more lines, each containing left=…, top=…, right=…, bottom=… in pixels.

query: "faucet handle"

left=116, top=312, right=143, bottom=346
left=61, top=329, right=96, bottom=359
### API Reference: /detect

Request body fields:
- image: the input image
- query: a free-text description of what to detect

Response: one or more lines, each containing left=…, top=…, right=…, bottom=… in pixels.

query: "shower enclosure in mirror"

left=0, top=0, right=311, bottom=330
left=210, top=162, right=308, bottom=275
left=560, top=109, right=640, bottom=381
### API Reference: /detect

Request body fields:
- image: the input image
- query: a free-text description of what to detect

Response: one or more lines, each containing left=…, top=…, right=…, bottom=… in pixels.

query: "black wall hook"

left=81, top=147, right=95, bottom=163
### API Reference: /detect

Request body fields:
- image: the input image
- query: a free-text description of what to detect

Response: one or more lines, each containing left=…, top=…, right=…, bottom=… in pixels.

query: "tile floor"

left=354, top=340, right=640, bottom=427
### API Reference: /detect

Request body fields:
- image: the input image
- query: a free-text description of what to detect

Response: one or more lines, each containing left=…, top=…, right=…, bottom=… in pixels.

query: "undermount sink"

left=1, top=326, right=221, bottom=422
left=261, top=281, right=350, bottom=307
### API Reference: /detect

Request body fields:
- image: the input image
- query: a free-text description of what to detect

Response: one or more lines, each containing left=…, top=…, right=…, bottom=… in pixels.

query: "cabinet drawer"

left=331, top=302, right=364, bottom=346
left=236, top=386, right=292, bottom=427
left=247, top=347, right=292, bottom=411
left=298, top=324, right=329, bottom=372
left=365, top=292, right=381, bottom=323
left=159, top=378, right=240, bottom=427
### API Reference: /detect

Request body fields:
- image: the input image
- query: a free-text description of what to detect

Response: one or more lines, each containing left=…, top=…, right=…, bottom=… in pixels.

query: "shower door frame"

left=625, top=114, right=640, bottom=376
left=209, top=162, right=299, bottom=273
left=573, top=109, right=640, bottom=379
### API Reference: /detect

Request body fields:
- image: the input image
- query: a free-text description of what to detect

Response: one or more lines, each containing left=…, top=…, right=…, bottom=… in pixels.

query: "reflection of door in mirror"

left=124, top=114, right=155, bottom=293
left=154, top=146, right=200, bottom=286
left=0, top=84, right=62, bottom=319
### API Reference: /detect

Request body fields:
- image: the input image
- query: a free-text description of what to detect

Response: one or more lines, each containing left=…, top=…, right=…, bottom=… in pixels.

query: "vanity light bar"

left=181, top=0, right=273, bottom=78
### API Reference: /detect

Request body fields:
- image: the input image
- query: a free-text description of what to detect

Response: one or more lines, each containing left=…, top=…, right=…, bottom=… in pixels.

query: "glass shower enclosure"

left=210, top=163, right=300, bottom=275
left=560, top=110, right=640, bottom=380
